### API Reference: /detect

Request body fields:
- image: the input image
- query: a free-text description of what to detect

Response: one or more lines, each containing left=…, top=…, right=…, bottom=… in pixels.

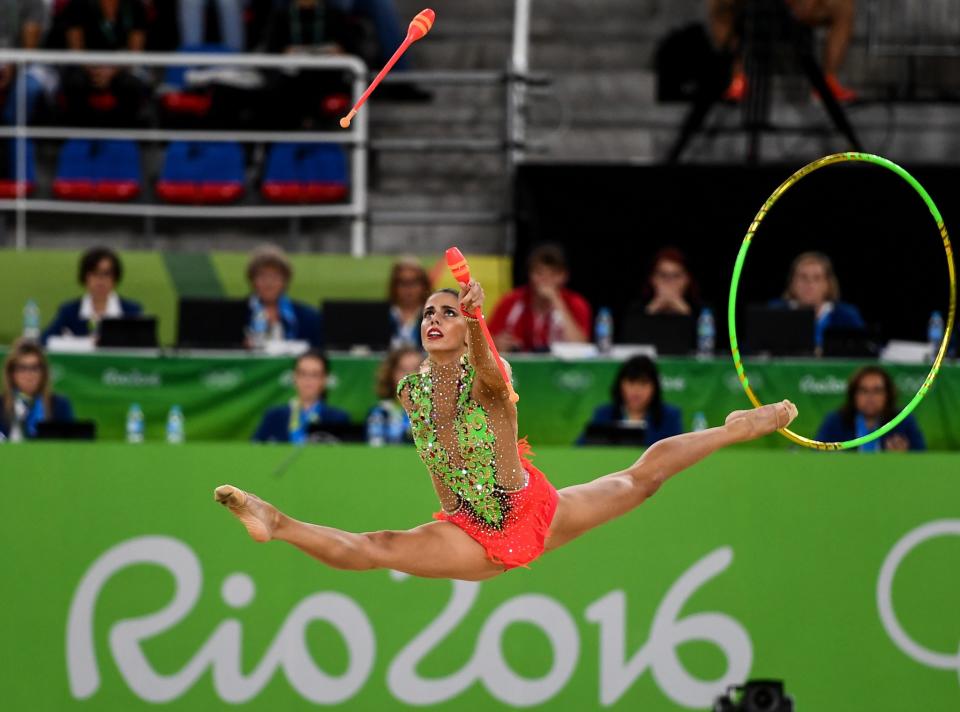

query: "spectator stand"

left=0, top=49, right=369, bottom=254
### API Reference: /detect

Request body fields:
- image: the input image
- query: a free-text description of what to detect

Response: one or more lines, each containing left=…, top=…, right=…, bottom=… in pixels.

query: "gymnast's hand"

left=459, top=279, right=485, bottom=316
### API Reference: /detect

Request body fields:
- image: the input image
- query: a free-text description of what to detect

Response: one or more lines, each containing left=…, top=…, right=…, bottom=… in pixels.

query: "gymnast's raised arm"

left=459, top=280, right=512, bottom=398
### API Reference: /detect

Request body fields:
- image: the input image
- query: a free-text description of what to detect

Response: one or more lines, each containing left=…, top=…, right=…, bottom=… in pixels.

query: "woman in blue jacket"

left=578, top=355, right=683, bottom=446
left=1, top=340, right=74, bottom=441
left=42, top=247, right=142, bottom=343
left=770, top=251, right=865, bottom=351
left=252, top=350, right=349, bottom=443
left=246, top=245, right=322, bottom=348
left=816, top=366, right=926, bottom=452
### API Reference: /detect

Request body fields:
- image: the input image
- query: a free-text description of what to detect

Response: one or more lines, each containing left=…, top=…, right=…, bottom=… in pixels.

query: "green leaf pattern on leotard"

left=399, top=355, right=504, bottom=527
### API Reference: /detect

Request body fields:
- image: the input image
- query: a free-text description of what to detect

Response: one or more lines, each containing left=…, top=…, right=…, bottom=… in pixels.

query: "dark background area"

left=515, top=163, right=957, bottom=344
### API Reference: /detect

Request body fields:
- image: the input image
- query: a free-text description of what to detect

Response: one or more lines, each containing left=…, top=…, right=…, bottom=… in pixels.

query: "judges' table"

left=15, top=349, right=960, bottom=448
left=1, top=445, right=958, bottom=711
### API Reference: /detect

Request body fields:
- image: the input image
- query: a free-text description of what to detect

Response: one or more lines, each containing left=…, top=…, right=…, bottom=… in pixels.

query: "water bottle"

left=697, top=308, right=715, bottom=357
left=166, top=405, right=185, bottom=444
left=692, top=411, right=708, bottom=432
left=251, top=306, right=268, bottom=349
left=386, top=408, right=406, bottom=444
left=595, top=307, right=614, bottom=355
left=367, top=409, right=386, bottom=447
left=928, top=311, right=944, bottom=361
left=126, top=403, right=145, bottom=444
left=23, top=299, right=40, bottom=340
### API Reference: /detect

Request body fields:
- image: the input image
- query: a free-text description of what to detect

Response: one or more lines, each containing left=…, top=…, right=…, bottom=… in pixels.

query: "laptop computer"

left=177, top=298, right=249, bottom=349
left=306, top=421, right=367, bottom=444
left=581, top=422, right=648, bottom=447
left=35, top=420, right=97, bottom=441
left=98, top=317, right=158, bottom=348
left=619, top=313, right=696, bottom=356
left=744, top=305, right=815, bottom=356
left=322, top=300, right=393, bottom=351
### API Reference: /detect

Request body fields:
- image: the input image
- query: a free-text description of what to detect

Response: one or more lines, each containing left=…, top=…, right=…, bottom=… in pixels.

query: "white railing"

left=0, top=50, right=369, bottom=255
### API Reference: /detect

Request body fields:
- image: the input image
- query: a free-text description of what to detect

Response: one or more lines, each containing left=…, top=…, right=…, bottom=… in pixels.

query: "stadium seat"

left=53, top=139, right=142, bottom=201
left=261, top=143, right=349, bottom=203
left=0, top=139, right=36, bottom=198
left=156, top=141, right=245, bottom=204
left=159, top=44, right=233, bottom=120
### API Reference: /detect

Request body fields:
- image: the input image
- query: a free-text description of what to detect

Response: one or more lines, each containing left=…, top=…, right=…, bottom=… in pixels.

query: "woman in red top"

left=215, top=280, right=796, bottom=581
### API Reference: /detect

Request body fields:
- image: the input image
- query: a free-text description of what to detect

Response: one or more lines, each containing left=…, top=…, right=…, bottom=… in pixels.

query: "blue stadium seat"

left=0, top=139, right=36, bottom=198
left=262, top=143, right=349, bottom=203
left=156, top=141, right=245, bottom=204
left=53, top=139, right=141, bottom=201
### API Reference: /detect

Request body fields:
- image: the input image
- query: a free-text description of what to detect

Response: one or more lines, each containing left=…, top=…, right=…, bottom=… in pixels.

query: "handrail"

left=0, top=49, right=369, bottom=255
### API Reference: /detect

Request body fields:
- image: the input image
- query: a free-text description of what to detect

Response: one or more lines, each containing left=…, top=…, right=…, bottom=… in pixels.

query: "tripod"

left=666, top=0, right=863, bottom=163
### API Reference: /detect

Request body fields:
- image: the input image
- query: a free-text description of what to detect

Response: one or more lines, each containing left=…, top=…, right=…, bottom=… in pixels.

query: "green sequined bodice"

left=399, top=356, right=506, bottom=527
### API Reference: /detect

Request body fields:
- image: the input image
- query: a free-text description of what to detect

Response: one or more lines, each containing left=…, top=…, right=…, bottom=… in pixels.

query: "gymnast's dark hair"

left=611, top=355, right=665, bottom=427
left=430, top=288, right=460, bottom=300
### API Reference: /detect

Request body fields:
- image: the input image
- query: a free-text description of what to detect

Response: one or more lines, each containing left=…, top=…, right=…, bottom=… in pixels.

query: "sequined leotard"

left=398, top=320, right=558, bottom=569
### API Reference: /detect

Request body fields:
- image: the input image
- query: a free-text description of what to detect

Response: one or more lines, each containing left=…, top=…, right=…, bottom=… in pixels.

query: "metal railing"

left=0, top=50, right=369, bottom=254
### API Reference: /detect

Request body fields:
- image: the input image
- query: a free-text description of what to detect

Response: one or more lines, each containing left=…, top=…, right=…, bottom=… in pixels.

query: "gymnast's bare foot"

left=214, top=485, right=280, bottom=542
left=724, top=400, right=798, bottom=441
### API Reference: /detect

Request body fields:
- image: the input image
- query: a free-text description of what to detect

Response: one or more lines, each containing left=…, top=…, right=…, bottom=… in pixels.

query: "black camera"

left=713, top=680, right=794, bottom=712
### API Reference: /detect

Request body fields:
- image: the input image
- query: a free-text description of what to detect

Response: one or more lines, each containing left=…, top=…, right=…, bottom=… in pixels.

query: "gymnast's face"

left=421, top=292, right=467, bottom=356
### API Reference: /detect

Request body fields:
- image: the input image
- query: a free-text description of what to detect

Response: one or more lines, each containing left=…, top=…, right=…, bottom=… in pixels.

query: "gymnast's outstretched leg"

left=214, top=485, right=505, bottom=581
left=544, top=400, right=798, bottom=551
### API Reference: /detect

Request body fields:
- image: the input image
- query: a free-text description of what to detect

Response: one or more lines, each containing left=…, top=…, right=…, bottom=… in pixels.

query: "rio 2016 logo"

left=877, top=519, right=960, bottom=683
left=67, top=536, right=753, bottom=708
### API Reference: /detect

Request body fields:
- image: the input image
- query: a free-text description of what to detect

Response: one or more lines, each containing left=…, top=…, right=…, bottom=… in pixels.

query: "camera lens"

left=747, top=686, right=780, bottom=712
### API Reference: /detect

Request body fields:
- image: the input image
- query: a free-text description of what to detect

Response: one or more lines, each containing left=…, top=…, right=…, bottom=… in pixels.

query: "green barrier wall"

left=28, top=353, right=960, bottom=449
left=2, top=446, right=958, bottom=711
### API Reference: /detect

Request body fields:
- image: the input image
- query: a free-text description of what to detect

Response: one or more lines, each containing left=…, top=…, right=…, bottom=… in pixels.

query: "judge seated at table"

left=1, top=339, right=74, bottom=442
left=577, top=355, right=683, bottom=447
left=42, top=247, right=142, bottom=344
left=252, top=350, right=349, bottom=443
left=815, top=365, right=926, bottom=452
left=245, top=244, right=322, bottom=348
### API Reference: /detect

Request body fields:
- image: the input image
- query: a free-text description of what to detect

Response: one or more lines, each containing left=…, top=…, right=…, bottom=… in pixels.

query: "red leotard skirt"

left=433, top=440, right=559, bottom=570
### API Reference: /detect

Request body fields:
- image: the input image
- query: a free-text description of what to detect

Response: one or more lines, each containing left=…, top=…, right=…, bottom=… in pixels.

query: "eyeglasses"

left=295, top=370, right=325, bottom=379
left=396, top=278, right=423, bottom=288
left=13, top=363, right=43, bottom=373
left=856, top=386, right=886, bottom=395
left=88, top=269, right=116, bottom=279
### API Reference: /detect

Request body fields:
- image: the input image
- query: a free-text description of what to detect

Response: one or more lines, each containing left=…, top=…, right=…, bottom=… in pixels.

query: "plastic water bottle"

left=367, top=409, right=386, bottom=447
left=166, top=405, right=185, bottom=444
left=251, top=306, right=268, bottom=349
left=126, top=404, right=145, bottom=444
left=697, top=308, right=715, bottom=357
left=386, top=409, right=406, bottom=444
left=928, top=311, right=944, bottom=361
left=22, top=299, right=40, bottom=340
left=595, top=307, right=614, bottom=355
left=692, top=411, right=708, bottom=432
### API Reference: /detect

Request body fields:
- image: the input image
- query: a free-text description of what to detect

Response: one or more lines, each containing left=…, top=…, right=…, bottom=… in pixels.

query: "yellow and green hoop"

left=727, top=152, right=956, bottom=450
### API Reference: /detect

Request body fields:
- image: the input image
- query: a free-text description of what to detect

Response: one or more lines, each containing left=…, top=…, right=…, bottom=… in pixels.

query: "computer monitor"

left=177, top=298, right=249, bottom=349
left=744, top=305, right=815, bottom=356
left=306, top=421, right=367, bottom=444
left=580, top=423, right=648, bottom=447
left=35, top=420, right=97, bottom=441
left=619, top=313, right=696, bottom=356
left=322, top=300, right=393, bottom=351
left=98, top=317, right=158, bottom=348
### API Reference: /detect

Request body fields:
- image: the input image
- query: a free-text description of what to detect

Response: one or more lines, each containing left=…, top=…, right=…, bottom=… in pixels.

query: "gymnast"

left=215, top=279, right=797, bottom=581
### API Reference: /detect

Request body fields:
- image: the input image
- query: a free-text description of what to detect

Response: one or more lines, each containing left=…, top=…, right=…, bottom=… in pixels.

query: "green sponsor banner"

left=1, top=445, right=959, bottom=710
left=24, top=352, right=960, bottom=449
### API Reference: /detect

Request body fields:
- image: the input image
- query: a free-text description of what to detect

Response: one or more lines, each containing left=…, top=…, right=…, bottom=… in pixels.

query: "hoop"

left=727, top=152, right=956, bottom=450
